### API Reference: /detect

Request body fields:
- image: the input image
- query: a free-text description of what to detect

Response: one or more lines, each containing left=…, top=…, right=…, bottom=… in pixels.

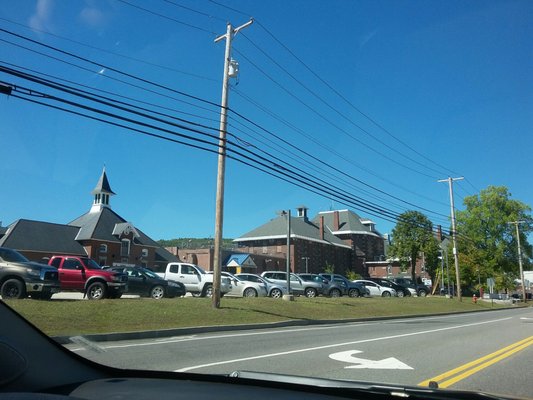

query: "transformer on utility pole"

left=212, top=19, right=253, bottom=309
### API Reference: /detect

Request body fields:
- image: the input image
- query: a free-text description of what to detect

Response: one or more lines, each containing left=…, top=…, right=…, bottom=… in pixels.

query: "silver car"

left=212, top=271, right=268, bottom=297
left=260, top=271, right=323, bottom=298
left=235, top=273, right=288, bottom=299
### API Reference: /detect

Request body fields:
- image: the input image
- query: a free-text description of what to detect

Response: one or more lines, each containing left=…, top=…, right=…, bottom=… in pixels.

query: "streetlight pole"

left=212, top=19, right=253, bottom=309
left=283, top=210, right=293, bottom=300
left=508, top=221, right=526, bottom=302
left=438, top=176, right=464, bottom=301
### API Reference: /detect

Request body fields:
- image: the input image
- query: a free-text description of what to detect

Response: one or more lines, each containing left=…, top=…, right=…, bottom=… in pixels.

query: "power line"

left=232, top=47, right=438, bottom=180
left=0, top=26, right=458, bottom=233
left=240, top=32, right=448, bottom=178
left=254, top=19, right=462, bottom=177
left=0, top=17, right=217, bottom=82
left=116, top=0, right=216, bottom=34
left=230, top=87, right=451, bottom=210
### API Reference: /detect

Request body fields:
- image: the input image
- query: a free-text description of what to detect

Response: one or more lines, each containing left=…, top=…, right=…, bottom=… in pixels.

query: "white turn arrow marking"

left=329, top=350, right=413, bottom=370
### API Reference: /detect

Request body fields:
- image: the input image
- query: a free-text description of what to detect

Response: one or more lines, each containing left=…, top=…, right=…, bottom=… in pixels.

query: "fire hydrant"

left=472, top=294, right=477, bottom=304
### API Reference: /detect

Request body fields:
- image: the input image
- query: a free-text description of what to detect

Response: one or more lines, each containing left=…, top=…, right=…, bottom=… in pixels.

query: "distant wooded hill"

left=157, top=238, right=235, bottom=249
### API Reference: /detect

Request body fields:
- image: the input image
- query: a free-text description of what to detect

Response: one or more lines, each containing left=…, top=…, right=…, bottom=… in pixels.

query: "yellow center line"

left=419, top=336, right=533, bottom=388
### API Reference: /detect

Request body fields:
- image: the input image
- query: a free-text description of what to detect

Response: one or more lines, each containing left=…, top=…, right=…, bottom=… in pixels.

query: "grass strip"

left=5, top=296, right=511, bottom=337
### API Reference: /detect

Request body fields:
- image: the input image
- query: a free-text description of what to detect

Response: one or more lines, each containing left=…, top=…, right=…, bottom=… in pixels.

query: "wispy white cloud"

left=79, top=2, right=110, bottom=29
left=28, top=0, right=54, bottom=32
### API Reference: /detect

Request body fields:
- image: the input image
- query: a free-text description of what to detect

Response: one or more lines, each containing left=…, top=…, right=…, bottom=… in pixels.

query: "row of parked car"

left=0, top=247, right=430, bottom=301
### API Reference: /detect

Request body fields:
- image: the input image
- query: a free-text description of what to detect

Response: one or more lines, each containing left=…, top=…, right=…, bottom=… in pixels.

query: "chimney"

left=319, top=216, right=324, bottom=240
left=437, top=225, right=443, bottom=242
left=333, top=211, right=340, bottom=231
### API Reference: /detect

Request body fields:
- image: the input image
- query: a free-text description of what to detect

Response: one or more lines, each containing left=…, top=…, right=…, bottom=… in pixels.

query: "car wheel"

left=1, top=279, right=26, bottom=299
left=382, top=291, right=392, bottom=297
left=150, top=285, right=165, bottom=299
left=202, top=284, right=213, bottom=298
left=396, top=290, right=405, bottom=298
left=329, top=288, right=341, bottom=298
left=87, top=282, right=107, bottom=300
left=270, top=288, right=283, bottom=298
left=304, top=287, right=317, bottom=298
left=348, top=288, right=360, bottom=298
left=418, top=289, right=428, bottom=297
left=243, top=287, right=258, bottom=297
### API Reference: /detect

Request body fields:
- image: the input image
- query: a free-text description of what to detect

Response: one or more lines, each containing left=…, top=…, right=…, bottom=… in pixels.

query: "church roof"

left=91, top=168, right=115, bottom=195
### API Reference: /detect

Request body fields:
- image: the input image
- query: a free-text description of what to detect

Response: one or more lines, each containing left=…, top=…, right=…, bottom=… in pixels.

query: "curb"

left=52, top=307, right=515, bottom=345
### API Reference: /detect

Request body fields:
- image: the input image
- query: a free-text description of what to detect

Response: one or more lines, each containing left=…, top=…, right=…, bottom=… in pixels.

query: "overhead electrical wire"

left=230, top=87, right=452, bottom=212
left=0, top=26, right=452, bottom=219
left=0, top=67, right=455, bottom=234
left=116, top=0, right=216, bottom=35
left=0, top=27, right=460, bottom=236
left=239, top=33, right=448, bottom=178
left=206, top=0, right=461, bottom=178
left=108, top=1, right=462, bottom=199
left=5, top=82, right=402, bottom=225
left=232, top=47, right=438, bottom=180
left=0, top=17, right=217, bottom=82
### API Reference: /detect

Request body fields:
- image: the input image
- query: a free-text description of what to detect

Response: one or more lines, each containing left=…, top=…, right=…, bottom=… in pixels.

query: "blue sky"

left=0, top=0, right=531, bottom=242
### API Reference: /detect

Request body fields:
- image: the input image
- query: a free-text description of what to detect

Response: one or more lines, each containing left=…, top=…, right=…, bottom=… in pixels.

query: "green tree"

left=389, top=211, right=439, bottom=283
left=455, top=186, right=533, bottom=289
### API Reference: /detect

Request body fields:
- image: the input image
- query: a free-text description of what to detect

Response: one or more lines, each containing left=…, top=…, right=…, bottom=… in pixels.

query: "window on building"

left=141, top=248, right=148, bottom=258
left=276, top=245, right=282, bottom=253
left=99, top=244, right=107, bottom=253
left=121, top=239, right=130, bottom=257
left=262, top=246, right=268, bottom=254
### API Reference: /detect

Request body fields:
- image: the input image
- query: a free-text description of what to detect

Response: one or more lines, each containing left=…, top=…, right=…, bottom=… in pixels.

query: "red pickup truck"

left=48, top=255, right=127, bottom=300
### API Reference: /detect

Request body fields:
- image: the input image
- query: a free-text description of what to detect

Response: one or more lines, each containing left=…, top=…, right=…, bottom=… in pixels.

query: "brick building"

left=234, top=206, right=352, bottom=274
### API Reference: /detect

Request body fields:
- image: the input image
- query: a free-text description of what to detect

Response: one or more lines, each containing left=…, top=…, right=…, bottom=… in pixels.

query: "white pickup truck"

left=156, top=262, right=231, bottom=297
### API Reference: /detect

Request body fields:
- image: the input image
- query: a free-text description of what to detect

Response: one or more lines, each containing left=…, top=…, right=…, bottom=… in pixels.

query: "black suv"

left=366, top=277, right=411, bottom=297
left=391, top=277, right=431, bottom=297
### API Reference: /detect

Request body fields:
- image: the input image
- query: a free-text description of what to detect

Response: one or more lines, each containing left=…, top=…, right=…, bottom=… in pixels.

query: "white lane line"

left=69, top=312, right=513, bottom=352
left=174, top=317, right=512, bottom=372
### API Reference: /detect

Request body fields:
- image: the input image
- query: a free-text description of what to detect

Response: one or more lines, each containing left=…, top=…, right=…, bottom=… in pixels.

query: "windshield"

left=1, top=1, right=532, bottom=399
left=82, top=258, right=103, bottom=270
left=141, top=268, right=160, bottom=279
left=0, top=247, right=29, bottom=263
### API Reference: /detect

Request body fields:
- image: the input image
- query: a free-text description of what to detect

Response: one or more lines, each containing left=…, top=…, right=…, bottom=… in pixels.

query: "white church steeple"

left=90, top=167, right=116, bottom=213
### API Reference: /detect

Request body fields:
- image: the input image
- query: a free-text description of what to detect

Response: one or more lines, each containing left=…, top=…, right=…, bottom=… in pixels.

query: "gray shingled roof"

left=154, top=246, right=179, bottom=262
left=234, top=215, right=350, bottom=248
left=69, top=207, right=163, bottom=248
left=0, top=219, right=86, bottom=254
left=92, top=169, right=115, bottom=195
left=314, top=210, right=382, bottom=238
left=69, top=207, right=125, bottom=242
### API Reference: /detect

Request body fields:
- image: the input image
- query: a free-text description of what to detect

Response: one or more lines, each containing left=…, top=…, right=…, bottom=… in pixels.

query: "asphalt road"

left=66, top=307, right=533, bottom=399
